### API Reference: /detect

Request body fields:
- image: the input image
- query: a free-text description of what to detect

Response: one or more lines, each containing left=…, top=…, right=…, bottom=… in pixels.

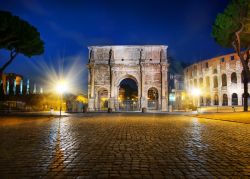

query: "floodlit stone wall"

left=87, top=45, right=169, bottom=111
left=184, top=53, right=250, bottom=106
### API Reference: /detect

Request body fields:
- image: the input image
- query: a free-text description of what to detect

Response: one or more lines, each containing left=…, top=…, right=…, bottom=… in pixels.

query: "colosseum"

left=184, top=53, right=250, bottom=107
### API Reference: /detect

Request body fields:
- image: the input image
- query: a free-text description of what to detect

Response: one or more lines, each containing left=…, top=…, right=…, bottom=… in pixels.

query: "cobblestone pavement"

left=0, top=113, right=249, bottom=178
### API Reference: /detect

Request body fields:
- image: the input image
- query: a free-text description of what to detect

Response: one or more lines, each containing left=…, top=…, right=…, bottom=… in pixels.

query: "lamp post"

left=191, top=87, right=201, bottom=113
left=55, top=80, right=68, bottom=117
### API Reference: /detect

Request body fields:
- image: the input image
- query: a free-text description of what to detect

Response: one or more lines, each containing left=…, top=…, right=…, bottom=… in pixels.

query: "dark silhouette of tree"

left=0, top=11, right=44, bottom=93
left=212, top=0, right=250, bottom=111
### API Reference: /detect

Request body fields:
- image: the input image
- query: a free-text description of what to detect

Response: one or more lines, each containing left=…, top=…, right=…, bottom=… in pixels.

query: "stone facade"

left=184, top=53, right=250, bottom=107
left=169, top=74, right=185, bottom=110
left=87, top=45, right=169, bottom=111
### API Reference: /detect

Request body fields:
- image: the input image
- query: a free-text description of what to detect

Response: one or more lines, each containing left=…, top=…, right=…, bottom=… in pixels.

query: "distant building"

left=0, top=73, right=43, bottom=96
left=0, top=73, right=45, bottom=111
left=184, top=53, right=250, bottom=107
left=1, top=73, right=23, bottom=95
left=168, top=74, right=185, bottom=110
left=66, top=94, right=88, bottom=112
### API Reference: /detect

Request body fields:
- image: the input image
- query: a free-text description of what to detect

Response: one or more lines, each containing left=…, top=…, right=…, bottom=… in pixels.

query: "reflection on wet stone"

left=0, top=114, right=249, bottom=177
left=48, top=119, right=65, bottom=177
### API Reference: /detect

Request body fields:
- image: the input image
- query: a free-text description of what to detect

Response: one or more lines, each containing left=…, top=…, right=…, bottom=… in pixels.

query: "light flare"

left=191, top=88, right=201, bottom=97
left=29, top=53, right=86, bottom=95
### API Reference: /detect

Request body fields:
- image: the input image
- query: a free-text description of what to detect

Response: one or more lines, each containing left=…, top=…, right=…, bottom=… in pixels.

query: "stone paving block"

left=0, top=114, right=249, bottom=178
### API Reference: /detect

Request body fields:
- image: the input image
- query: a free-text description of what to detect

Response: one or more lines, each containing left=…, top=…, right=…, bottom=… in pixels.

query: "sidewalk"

left=190, top=112, right=250, bottom=124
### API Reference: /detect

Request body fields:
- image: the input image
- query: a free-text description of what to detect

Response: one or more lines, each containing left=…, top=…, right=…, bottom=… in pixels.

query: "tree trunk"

left=234, top=45, right=250, bottom=112
left=0, top=52, right=18, bottom=73
left=243, top=77, right=248, bottom=112
left=0, top=51, right=18, bottom=97
left=241, top=56, right=250, bottom=112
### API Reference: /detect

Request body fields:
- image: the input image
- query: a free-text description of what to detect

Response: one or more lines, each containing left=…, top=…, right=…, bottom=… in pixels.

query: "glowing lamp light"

left=191, top=88, right=201, bottom=97
left=55, top=80, right=68, bottom=94
left=169, top=93, right=176, bottom=102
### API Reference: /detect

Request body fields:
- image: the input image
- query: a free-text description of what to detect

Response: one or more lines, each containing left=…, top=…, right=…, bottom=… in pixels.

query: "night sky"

left=0, top=0, right=232, bottom=92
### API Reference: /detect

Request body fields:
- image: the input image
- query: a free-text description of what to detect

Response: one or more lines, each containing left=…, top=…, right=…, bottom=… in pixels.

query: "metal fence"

left=118, top=100, right=139, bottom=111
left=147, top=100, right=158, bottom=110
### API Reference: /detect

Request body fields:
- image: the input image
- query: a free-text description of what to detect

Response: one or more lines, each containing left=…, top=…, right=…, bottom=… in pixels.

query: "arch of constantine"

left=87, top=45, right=169, bottom=112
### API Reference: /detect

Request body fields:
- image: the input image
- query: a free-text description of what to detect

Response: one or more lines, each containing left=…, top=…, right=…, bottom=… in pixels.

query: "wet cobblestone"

left=0, top=113, right=249, bottom=178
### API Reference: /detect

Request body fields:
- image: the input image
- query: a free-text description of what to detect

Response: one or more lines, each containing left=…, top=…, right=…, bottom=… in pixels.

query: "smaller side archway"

left=97, top=88, right=109, bottom=111
left=147, top=87, right=159, bottom=110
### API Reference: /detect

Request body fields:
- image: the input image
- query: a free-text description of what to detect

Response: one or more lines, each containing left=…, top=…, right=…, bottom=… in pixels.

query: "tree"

left=212, top=0, right=250, bottom=111
left=0, top=11, right=44, bottom=86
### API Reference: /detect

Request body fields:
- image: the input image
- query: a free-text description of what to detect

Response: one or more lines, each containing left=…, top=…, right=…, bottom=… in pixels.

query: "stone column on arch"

left=88, top=65, right=95, bottom=111
left=161, top=63, right=167, bottom=111
left=109, top=68, right=116, bottom=111
left=140, top=65, right=147, bottom=110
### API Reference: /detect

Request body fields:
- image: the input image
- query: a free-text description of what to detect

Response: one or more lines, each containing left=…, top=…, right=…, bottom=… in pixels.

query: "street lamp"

left=191, top=87, right=201, bottom=97
left=191, top=87, right=201, bottom=113
left=55, top=80, right=68, bottom=117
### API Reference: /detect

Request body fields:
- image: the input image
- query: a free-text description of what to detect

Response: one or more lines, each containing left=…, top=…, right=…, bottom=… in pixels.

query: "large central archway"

left=118, top=78, right=139, bottom=111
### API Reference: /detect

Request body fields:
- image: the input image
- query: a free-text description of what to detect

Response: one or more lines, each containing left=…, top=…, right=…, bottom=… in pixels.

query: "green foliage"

left=0, top=11, right=44, bottom=57
left=212, top=0, right=250, bottom=48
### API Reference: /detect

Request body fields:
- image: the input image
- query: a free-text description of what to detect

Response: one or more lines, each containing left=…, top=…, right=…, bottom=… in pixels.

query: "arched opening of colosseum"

left=147, top=87, right=159, bottom=110
left=214, top=94, right=219, bottom=105
left=200, top=96, right=204, bottom=106
left=190, top=80, right=193, bottom=88
left=231, top=72, right=237, bottom=83
left=222, top=74, right=227, bottom=86
left=118, top=78, right=138, bottom=111
left=199, top=78, right=203, bottom=87
left=222, top=94, right=228, bottom=106
left=194, top=79, right=197, bottom=87
left=206, top=77, right=210, bottom=87
left=206, top=96, right=211, bottom=106
left=213, top=76, right=218, bottom=88
left=232, top=93, right=238, bottom=106
left=97, top=88, right=109, bottom=111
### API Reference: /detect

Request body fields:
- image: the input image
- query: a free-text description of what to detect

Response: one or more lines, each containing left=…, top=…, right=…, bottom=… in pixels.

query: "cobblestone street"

left=0, top=113, right=249, bottom=178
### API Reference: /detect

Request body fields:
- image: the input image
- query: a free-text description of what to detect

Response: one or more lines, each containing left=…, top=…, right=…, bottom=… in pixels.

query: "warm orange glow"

left=76, top=95, right=88, bottom=103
